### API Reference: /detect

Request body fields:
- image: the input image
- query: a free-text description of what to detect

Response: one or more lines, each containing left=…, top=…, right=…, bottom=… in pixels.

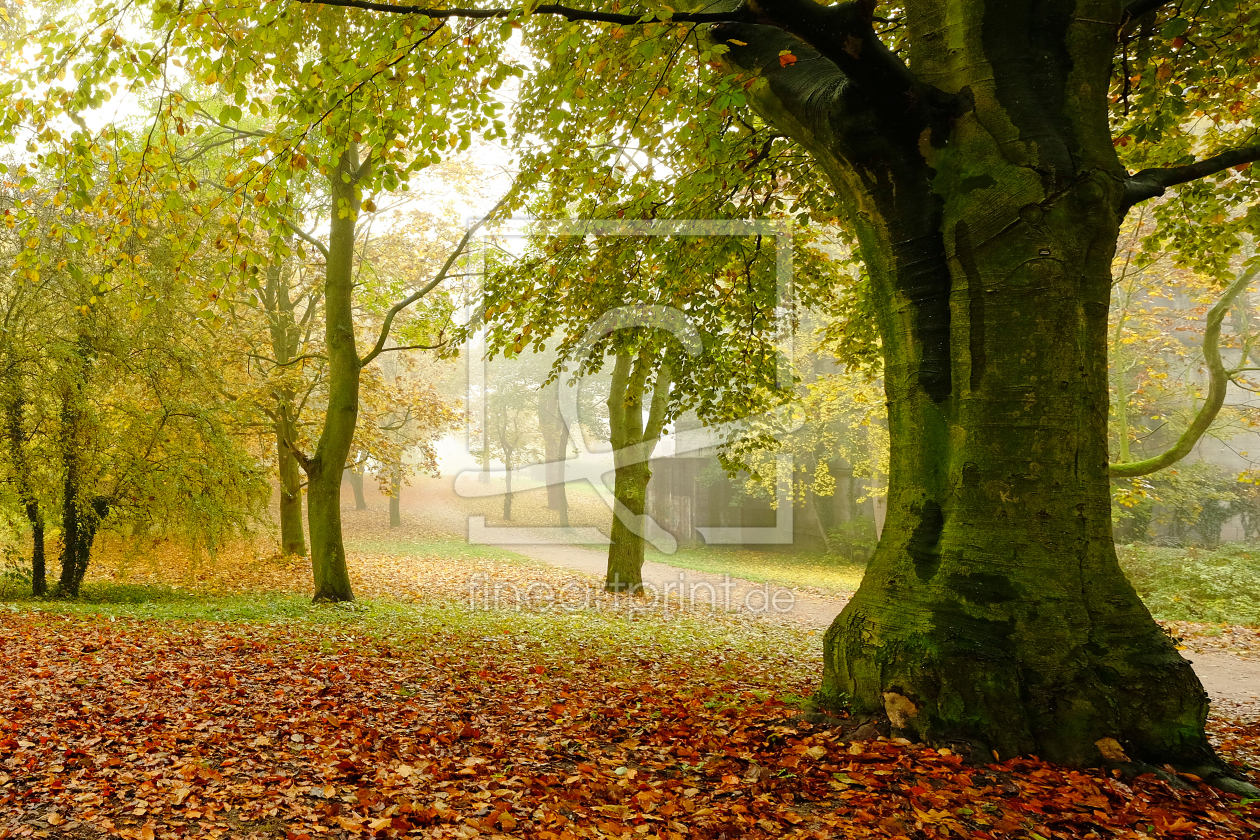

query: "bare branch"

left=1122, top=140, right=1260, bottom=211
left=1110, top=263, right=1260, bottom=477
left=359, top=187, right=516, bottom=368
left=267, top=352, right=328, bottom=368
left=367, top=341, right=447, bottom=356
left=298, top=0, right=752, bottom=25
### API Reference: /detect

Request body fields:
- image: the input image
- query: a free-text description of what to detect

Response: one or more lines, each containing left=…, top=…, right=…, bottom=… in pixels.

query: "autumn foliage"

left=0, top=611, right=1257, bottom=840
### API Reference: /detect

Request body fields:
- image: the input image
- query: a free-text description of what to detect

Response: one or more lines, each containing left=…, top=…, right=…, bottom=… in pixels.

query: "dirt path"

left=382, top=476, right=1260, bottom=713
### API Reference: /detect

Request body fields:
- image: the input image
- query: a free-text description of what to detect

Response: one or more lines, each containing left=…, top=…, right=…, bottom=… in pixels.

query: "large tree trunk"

left=276, top=423, right=307, bottom=556
left=713, top=1, right=1220, bottom=770
left=824, top=202, right=1213, bottom=768
left=607, top=460, right=651, bottom=593
left=303, top=148, right=363, bottom=603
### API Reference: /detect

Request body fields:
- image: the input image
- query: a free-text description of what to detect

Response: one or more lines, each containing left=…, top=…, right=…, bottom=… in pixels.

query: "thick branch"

left=371, top=341, right=447, bottom=354
left=742, top=0, right=910, bottom=97
left=1120, top=0, right=1173, bottom=28
left=299, top=0, right=752, bottom=25
left=643, top=358, right=673, bottom=444
left=1110, top=264, right=1260, bottom=477
left=359, top=189, right=514, bottom=368
left=1122, top=141, right=1260, bottom=211
left=279, top=215, right=331, bottom=261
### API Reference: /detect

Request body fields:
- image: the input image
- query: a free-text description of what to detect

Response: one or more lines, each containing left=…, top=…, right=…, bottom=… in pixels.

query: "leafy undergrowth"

left=1117, top=544, right=1260, bottom=627
left=1, top=612, right=1258, bottom=840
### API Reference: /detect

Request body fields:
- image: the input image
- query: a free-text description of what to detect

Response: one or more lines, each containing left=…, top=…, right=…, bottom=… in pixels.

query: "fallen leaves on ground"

left=79, top=510, right=813, bottom=627
left=1162, top=621, right=1260, bottom=661
left=1, top=614, right=1257, bottom=840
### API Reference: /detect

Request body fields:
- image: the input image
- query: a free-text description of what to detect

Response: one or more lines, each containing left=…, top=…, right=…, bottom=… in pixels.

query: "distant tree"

left=0, top=182, right=268, bottom=597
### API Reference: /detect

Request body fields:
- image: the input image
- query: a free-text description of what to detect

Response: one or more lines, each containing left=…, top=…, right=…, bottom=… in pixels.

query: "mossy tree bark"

left=605, top=347, right=671, bottom=593
left=712, top=0, right=1221, bottom=770
left=277, top=430, right=307, bottom=556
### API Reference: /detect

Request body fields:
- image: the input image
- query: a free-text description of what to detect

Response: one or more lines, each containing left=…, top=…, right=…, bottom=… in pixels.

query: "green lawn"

left=647, top=544, right=866, bottom=596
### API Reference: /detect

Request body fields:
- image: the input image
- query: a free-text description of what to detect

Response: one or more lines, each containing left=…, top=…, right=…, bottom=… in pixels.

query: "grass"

left=342, top=533, right=537, bottom=564
left=647, top=543, right=866, bottom=595
left=0, top=577, right=823, bottom=684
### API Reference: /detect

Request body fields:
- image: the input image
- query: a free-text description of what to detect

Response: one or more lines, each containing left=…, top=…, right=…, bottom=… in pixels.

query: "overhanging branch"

left=737, top=0, right=919, bottom=103
left=359, top=188, right=516, bottom=368
left=1110, top=263, right=1260, bottom=478
left=1120, top=0, right=1174, bottom=28
left=1122, top=140, right=1260, bottom=211
left=297, top=0, right=753, bottom=25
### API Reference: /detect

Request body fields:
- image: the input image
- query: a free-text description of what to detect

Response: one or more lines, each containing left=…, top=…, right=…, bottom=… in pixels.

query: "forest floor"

left=1, top=477, right=1258, bottom=839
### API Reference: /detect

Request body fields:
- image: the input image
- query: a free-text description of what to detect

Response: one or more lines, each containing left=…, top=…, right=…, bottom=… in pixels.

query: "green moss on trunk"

left=710, top=0, right=1223, bottom=770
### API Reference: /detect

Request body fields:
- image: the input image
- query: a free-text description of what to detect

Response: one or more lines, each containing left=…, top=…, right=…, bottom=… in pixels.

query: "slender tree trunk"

left=389, top=465, right=402, bottom=528
left=1112, top=309, right=1132, bottom=463
left=3, top=391, right=46, bottom=595
left=265, top=245, right=310, bottom=558
left=276, top=423, right=307, bottom=556
left=27, top=503, right=45, bottom=596
left=539, top=381, right=570, bottom=526
left=501, top=443, right=514, bottom=520
left=304, top=148, right=363, bottom=603
left=307, top=460, right=352, bottom=600
left=59, top=466, right=80, bottom=596
left=346, top=467, right=368, bottom=510
left=808, top=492, right=831, bottom=553
left=57, top=384, right=86, bottom=598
